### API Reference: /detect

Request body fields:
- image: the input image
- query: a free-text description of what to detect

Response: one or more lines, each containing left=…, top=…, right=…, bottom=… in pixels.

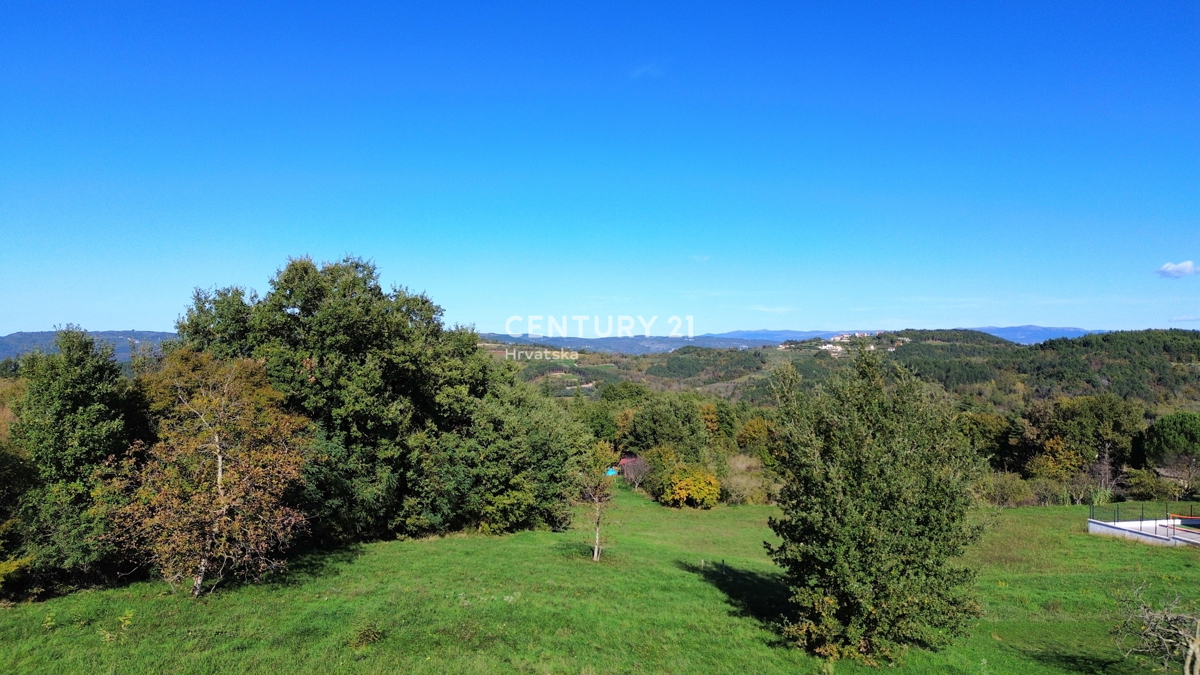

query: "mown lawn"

left=1, top=488, right=1194, bottom=674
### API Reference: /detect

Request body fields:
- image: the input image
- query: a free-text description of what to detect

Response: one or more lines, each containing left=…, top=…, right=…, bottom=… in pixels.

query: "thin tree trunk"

left=215, top=436, right=224, bottom=498
left=1190, top=621, right=1200, bottom=675
left=192, top=557, right=208, bottom=597
left=592, top=499, right=602, bottom=561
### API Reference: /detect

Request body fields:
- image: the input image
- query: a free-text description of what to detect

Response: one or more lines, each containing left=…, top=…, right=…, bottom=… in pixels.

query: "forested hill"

left=515, top=328, right=1200, bottom=411
left=0, top=331, right=176, bottom=361
left=822, top=329, right=1200, bottom=409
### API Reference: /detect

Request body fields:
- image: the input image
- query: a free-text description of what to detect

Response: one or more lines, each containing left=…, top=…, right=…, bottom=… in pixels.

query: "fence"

left=1089, top=501, right=1200, bottom=524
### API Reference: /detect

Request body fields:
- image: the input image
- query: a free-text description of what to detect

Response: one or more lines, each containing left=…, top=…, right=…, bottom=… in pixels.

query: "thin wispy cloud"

left=1171, top=316, right=1200, bottom=322
left=1157, top=261, right=1198, bottom=278
left=749, top=305, right=791, bottom=314
left=690, top=255, right=710, bottom=263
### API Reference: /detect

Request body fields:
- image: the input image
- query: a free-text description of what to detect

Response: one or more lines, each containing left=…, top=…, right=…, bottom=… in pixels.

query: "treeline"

left=889, top=330, right=1200, bottom=506
left=518, top=361, right=623, bottom=396
left=965, top=395, right=1200, bottom=507
left=0, top=258, right=590, bottom=597
left=644, top=345, right=769, bottom=383
left=732, top=329, right=1200, bottom=409
left=569, top=381, right=778, bottom=507
left=733, top=335, right=1200, bottom=508
left=890, top=329, right=1200, bottom=404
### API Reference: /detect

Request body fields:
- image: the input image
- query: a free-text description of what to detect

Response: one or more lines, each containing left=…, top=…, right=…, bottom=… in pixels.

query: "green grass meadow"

left=2, top=488, right=1195, bottom=674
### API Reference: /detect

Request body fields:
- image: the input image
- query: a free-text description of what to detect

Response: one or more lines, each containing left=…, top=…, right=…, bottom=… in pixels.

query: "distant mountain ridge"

left=705, top=329, right=868, bottom=342
left=0, top=331, right=177, bottom=361
left=1, top=325, right=1109, bottom=360
left=478, top=333, right=776, bottom=355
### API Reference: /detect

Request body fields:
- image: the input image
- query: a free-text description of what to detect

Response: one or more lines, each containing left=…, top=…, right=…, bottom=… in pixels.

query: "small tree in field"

left=622, top=456, right=651, bottom=491
left=578, top=441, right=618, bottom=561
left=767, top=351, right=984, bottom=663
left=113, top=350, right=310, bottom=596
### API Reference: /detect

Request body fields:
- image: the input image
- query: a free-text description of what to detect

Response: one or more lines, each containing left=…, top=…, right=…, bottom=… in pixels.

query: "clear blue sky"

left=1, top=1, right=1197, bottom=336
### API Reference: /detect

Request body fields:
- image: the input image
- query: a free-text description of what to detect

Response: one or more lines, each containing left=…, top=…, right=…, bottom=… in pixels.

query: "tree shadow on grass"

left=1010, top=645, right=1145, bottom=675
left=263, top=544, right=366, bottom=588
left=554, top=539, right=596, bottom=559
left=675, top=560, right=793, bottom=631
left=552, top=538, right=628, bottom=565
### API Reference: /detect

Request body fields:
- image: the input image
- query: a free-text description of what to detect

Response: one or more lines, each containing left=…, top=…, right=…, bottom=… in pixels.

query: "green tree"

left=767, top=352, right=984, bottom=663
left=599, top=381, right=651, bottom=405
left=9, top=329, right=147, bottom=585
left=1046, top=394, right=1146, bottom=470
left=0, top=443, right=34, bottom=590
left=398, top=379, right=590, bottom=535
left=577, top=441, right=618, bottom=561
left=1141, top=412, right=1200, bottom=467
left=736, top=417, right=771, bottom=454
left=623, top=395, right=708, bottom=462
left=572, top=398, right=620, bottom=444
left=957, top=411, right=1009, bottom=464
left=14, top=330, right=132, bottom=484
left=177, top=257, right=581, bottom=541
left=0, top=378, right=31, bottom=573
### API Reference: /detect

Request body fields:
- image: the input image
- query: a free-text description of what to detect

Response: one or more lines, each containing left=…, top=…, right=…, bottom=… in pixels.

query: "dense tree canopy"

left=176, top=257, right=580, bottom=541
left=399, top=379, right=591, bottom=535
left=7, top=330, right=150, bottom=586
left=13, top=330, right=139, bottom=485
left=1141, top=412, right=1200, bottom=467
left=622, top=395, right=708, bottom=462
left=768, top=352, right=983, bottom=662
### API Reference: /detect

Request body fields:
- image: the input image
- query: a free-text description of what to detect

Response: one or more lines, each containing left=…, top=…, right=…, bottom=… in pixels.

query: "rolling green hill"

left=506, top=329, right=1200, bottom=412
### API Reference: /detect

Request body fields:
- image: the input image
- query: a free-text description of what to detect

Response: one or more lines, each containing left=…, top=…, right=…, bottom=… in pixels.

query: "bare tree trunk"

left=1189, top=620, right=1200, bottom=675
left=192, top=557, right=208, bottom=597
left=215, top=431, right=224, bottom=498
left=592, top=499, right=602, bottom=561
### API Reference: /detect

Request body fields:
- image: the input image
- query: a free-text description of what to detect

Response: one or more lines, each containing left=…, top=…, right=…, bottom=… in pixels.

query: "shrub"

left=0, top=556, right=28, bottom=591
left=662, top=467, right=720, bottom=509
left=398, top=381, right=591, bottom=535
left=640, top=445, right=681, bottom=501
left=0, top=443, right=32, bottom=551
left=621, top=456, right=651, bottom=490
left=722, top=453, right=773, bottom=505
left=977, top=472, right=1033, bottom=508
left=1125, top=468, right=1177, bottom=501
left=1028, top=478, right=1068, bottom=506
